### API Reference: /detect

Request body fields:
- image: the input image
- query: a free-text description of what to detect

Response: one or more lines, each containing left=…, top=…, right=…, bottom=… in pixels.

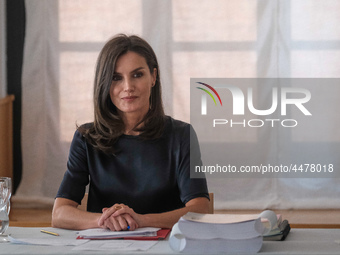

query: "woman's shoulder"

left=164, top=116, right=192, bottom=138
left=78, top=122, right=94, bottom=130
left=76, top=122, right=94, bottom=135
left=165, top=116, right=190, bottom=129
left=70, top=122, right=94, bottom=142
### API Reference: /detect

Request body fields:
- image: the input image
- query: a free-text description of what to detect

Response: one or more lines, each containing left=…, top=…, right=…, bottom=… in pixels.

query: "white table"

left=1, top=227, right=340, bottom=254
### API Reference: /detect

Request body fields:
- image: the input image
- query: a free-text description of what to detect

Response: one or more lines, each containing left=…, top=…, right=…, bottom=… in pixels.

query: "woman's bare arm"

left=51, top=197, right=102, bottom=230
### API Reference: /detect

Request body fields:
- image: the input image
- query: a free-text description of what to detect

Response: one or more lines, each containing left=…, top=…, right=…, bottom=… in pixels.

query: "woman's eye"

left=112, top=75, right=121, bottom=81
left=133, top=72, right=143, bottom=78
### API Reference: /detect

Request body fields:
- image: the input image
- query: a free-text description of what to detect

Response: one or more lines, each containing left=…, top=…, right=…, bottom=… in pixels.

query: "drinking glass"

left=0, top=177, right=11, bottom=242
left=0, top=177, right=12, bottom=214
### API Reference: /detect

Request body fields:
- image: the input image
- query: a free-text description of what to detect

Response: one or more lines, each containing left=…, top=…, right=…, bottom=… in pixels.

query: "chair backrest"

left=0, top=95, right=15, bottom=179
left=78, top=193, right=88, bottom=211
left=78, top=192, right=214, bottom=214
left=208, top=192, right=214, bottom=214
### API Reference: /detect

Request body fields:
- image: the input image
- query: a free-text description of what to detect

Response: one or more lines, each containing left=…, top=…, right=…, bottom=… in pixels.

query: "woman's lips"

left=122, top=96, right=138, bottom=102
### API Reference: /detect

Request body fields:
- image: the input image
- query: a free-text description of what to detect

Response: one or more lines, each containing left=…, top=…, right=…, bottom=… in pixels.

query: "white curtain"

left=15, top=0, right=340, bottom=209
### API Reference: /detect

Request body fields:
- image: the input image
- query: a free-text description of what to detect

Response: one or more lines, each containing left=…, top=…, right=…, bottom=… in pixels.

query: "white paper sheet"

left=8, top=236, right=88, bottom=246
left=182, top=210, right=277, bottom=235
left=182, top=212, right=259, bottom=224
left=259, top=210, right=278, bottom=235
left=72, top=240, right=158, bottom=251
left=77, top=227, right=160, bottom=238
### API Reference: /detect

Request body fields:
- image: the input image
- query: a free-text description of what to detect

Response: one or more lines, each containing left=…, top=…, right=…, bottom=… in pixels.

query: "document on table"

left=9, top=235, right=158, bottom=251
left=76, top=227, right=160, bottom=239
left=72, top=240, right=158, bottom=251
left=8, top=236, right=88, bottom=246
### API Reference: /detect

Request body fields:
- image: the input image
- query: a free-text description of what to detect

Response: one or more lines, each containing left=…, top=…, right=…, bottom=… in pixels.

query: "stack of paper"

left=76, top=227, right=159, bottom=240
left=76, top=227, right=170, bottom=240
left=169, top=210, right=279, bottom=254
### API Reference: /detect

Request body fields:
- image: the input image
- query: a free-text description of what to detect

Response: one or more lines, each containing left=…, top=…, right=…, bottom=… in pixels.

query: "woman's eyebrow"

left=130, top=67, right=145, bottom=73
left=114, top=67, right=145, bottom=75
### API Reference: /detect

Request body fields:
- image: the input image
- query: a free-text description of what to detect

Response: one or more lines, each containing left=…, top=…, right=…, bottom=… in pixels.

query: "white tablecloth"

left=1, top=227, right=340, bottom=254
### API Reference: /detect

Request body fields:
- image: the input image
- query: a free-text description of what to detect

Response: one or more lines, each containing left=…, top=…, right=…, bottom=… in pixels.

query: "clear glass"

left=0, top=177, right=11, bottom=242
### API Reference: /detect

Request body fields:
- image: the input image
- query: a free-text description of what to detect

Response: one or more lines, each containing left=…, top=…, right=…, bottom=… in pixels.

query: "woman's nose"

left=123, top=78, right=135, bottom=92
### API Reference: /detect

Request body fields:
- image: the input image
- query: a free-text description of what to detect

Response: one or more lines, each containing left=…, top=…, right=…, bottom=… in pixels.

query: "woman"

left=52, top=34, right=209, bottom=231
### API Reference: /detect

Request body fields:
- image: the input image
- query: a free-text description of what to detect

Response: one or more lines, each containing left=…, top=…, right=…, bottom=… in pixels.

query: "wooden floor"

left=8, top=206, right=340, bottom=228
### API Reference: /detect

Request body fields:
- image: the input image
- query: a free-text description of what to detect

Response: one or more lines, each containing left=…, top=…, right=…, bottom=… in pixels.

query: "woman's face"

left=109, top=51, right=156, bottom=119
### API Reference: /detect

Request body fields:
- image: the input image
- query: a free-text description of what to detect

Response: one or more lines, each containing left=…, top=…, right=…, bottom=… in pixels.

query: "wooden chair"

left=78, top=194, right=88, bottom=212
left=0, top=95, right=15, bottom=179
left=208, top=192, right=214, bottom=214
left=78, top=193, right=214, bottom=214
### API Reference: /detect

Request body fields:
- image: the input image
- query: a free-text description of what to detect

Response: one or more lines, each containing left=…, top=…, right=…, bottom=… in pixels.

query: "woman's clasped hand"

left=98, top=204, right=140, bottom=231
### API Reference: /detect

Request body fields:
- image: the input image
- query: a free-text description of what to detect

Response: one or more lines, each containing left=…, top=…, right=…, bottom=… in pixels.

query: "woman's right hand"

left=98, top=204, right=139, bottom=231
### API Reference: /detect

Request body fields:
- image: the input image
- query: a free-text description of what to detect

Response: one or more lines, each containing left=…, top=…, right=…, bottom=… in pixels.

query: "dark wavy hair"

left=78, top=34, right=165, bottom=154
